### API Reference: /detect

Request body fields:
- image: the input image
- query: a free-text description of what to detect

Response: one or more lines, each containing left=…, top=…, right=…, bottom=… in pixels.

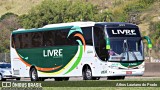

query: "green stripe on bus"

left=64, top=46, right=83, bottom=74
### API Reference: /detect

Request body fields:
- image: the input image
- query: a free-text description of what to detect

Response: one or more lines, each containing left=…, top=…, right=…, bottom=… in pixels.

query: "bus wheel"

left=107, top=76, right=125, bottom=80
left=54, top=77, right=62, bottom=81
left=30, top=68, right=39, bottom=81
left=39, top=77, right=45, bottom=81
left=92, top=77, right=100, bottom=80
left=83, top=66, right=92, bottom=80
left=54, top=77, right=69, bottom=81
left=16, top=78, right=21, bottom=80
left=63, top=77, right=69, bottom=81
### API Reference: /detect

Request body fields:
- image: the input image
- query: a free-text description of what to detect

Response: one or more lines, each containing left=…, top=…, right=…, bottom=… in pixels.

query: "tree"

left=19, top=0, right=104, bottom=29
left=0, top=12, right=21, bottom=53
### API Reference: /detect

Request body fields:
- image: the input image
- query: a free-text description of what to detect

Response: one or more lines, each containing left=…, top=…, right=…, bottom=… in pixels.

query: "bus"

left=10, top=22, right=152, bottom=81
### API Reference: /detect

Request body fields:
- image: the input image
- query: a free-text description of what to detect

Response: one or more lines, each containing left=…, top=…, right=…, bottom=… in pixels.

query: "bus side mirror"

left=142, top=36, right=152, bottom=49
left=105, top=38, right=110, bottom=50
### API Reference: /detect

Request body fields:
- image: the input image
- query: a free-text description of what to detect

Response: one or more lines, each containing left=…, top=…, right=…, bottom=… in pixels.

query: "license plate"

left=126, top=71, right=132, bottom=75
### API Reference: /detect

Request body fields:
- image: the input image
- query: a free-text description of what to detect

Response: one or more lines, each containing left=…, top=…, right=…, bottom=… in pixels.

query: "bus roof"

left=12, top=22, right=138, bottom=34
left=95, top=22, right=138, bottom=28
left=12, top=21, right=95, bottom=34
left=43, top=21, right=95, bottom=28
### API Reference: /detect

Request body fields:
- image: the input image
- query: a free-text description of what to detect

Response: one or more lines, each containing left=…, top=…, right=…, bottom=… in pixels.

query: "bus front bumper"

left=106, top=68, right=144, bottom=76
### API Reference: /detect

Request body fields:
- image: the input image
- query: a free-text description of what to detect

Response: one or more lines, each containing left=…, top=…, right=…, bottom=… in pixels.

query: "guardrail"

left=144, top=62, right=160, bottom=77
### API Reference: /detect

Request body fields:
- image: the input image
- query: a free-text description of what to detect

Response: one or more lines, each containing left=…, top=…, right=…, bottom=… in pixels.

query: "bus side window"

left=32, top=32, right=43, bottom=48
left=21, top=33, right=29, bottom=48
left=94, top=27, right=109, bottom=61
left=82, top=27, right=93, bottom=45
left=12, top=35, right=16, bottom=48
left=43, top=31, right=55, bottom=47
left=55, top=30, right=68, bottom=46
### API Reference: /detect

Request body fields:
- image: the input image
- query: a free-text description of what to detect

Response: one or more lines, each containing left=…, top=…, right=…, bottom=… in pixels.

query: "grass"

left=0, top=78, right=160, bottom=90
left=43, top=87, right=160, bottom=90
left=42, top=79, right=160, bottom=90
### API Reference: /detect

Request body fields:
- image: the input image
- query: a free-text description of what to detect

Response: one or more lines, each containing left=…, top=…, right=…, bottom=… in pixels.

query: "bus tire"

left=39, top=77, right=45, bottom=81
left=54, top=77, right=69, bottom=81
left=107, top=76, right=125, bottom=80
left=30, top=68, right=39, bottom=81
left=83, top=66, right=92, bottom=80
left=54, top=77, right=62, bottom=81
left=92, top=77, right=100, bottom=80
left=16, top=78, right=21, bottom=80
left=63, top=77, right=69, bottom=81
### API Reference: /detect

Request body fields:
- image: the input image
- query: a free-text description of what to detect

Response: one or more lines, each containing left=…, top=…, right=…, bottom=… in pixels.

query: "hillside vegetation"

left=0, top=0, right=159, bottom=58
left=0, top=0, right=43, bottom=16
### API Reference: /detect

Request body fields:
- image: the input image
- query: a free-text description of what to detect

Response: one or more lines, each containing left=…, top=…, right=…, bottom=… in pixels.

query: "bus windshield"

left=108, top=37, right=143, bottom=62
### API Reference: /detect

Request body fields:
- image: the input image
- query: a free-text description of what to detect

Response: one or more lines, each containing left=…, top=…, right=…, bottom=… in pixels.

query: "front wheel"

left=107, top=76, right=125, bottom=80
left=92, top=77, right=100, bottom=80
left=30, top=68, right=39, bottom=81
left=83, top=66, right=92, bottom=80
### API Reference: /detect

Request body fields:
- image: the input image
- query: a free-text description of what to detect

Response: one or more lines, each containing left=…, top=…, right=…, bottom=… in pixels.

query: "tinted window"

left=12, top=29, right=79, bottom=49
left=32, top=32, right=43, bottom=48
left=82, top=27, right=93, bottom=45
left=55, top=30, right=69, bottom=46
left=43, top=31, right=55, bottom=46
left=94, top=27, right=109, bottom=61
left=21, top=33, right=31, bottom=48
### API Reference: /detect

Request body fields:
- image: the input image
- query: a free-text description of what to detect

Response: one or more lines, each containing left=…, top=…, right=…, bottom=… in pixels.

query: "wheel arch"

left=29, top=65, right=37, bottom=76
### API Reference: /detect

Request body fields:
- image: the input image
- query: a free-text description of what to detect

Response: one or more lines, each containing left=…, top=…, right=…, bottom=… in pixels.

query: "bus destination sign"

left=107, top=28, right=141, bottom=37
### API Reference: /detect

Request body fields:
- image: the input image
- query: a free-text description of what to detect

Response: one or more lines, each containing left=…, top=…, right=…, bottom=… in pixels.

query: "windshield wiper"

left=120, top=39, right=129, bottom=61
left=131, top=51, right=138, bottom=61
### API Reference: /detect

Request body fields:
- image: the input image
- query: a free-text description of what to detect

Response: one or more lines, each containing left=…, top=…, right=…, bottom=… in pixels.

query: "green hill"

left=0, top=0, right=43, bottom=16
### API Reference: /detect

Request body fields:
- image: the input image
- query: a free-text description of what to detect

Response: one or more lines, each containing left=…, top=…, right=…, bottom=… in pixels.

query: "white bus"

left=11, top=22, right=152, bottom=81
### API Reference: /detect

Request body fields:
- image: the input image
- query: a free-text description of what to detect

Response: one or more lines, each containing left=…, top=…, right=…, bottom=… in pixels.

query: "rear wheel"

left=63, top=77, right=69, bottom=81
left=30, top=68, right=39, bottom=81
left=83, top=66, right=92, bottom=80
left=39, top=77, right=45, bottom=81
left=54, top=77, right=69, bottom=81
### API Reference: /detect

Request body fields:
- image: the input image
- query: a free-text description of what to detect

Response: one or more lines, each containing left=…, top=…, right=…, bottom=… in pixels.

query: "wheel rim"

left=86, top=69, right=92, bottom=79
left=32, top=69, right=37, bottom=80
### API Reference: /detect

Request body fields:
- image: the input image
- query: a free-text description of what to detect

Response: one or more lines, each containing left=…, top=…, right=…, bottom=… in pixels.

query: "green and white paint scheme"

left=11, top=22, right=152, bottom=80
